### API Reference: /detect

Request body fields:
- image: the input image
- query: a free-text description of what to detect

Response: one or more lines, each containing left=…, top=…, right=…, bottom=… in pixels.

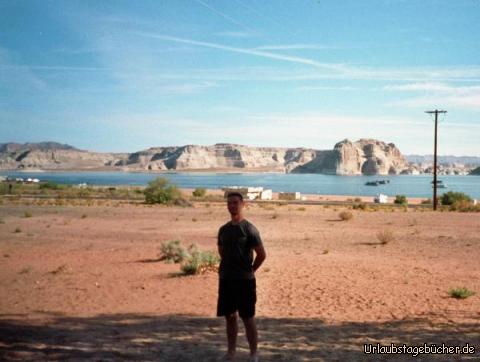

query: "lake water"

left=1, top=171, right=479, bottom=199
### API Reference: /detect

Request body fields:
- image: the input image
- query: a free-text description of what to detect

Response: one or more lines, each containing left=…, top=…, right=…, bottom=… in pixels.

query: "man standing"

left=217, top=192, right=267, bottom=362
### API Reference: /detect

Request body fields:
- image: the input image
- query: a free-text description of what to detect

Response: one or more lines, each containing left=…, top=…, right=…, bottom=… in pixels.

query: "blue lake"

left=2, top=171, right=479, bottom=199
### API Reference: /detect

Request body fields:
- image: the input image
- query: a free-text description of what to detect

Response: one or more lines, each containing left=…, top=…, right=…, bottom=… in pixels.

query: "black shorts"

left=217, top=278, right=256, bottom=319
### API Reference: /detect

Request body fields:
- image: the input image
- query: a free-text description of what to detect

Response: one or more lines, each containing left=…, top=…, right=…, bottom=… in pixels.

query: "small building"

left=259, top=189, right=272, bottom=200
left=222, top=186, right=264, bottom=200
left=374, top=193, right=388, bottom=204
left=278, top=192, right=301, bottom=200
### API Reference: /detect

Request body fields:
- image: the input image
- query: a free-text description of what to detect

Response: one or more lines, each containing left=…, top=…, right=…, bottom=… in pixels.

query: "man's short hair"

left=227, top=192, right=244, bottom=201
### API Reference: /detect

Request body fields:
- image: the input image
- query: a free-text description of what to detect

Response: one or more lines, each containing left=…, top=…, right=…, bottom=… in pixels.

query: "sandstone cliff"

left=292, top=139, right=408, bottom=175
left=0, top=139, right=411, bottom=175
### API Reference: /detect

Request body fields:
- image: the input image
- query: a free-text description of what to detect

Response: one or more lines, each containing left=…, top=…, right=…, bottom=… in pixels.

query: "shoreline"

left=180, top=187, right=428, bottom=205
left=1, top=168, right=473, bottom=176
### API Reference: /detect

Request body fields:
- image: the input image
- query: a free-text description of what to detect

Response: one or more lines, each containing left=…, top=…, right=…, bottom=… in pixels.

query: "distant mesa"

left=0, top=140, right=476, bottom=175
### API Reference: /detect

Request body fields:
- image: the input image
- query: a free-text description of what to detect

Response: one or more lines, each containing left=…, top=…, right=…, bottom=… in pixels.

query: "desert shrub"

left=394, top=195, right=408, bottom=205
left=181, top=244, right=220, bottom=275
left=352, top=203, right=366, bottom=210
left=14, top=227, right=21, bottom=233
left=354, top=197, right=362, bottom=203
left=339, top=211, right=353, bottom=221
left=449, top=287, right=475, bottom=299
left=297, top=207, right=306, bottom=211
left=192, top=187, right=207, bottom=198
left=39, top=181, right=61, bottom=190
left=159, top=240, right=189, bottom=263
left=421, top=198, right=432, bottom=205
left=376, top=230, right=394, bottom=244
left=24, top=211, right=32, bottom=218
left=144, top=177, right=182, bottom=205
left=50, top=264, right=68, bottom=275
left=19, top=266, right=32, bottom=274
left=450, top=200, right=480, bottom=212
left=441, top=191, right=472, bottom=206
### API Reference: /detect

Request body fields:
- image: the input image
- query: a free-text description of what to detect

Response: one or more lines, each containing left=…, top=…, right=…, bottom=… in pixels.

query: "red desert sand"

left=0, top=197, right=479, bottom=361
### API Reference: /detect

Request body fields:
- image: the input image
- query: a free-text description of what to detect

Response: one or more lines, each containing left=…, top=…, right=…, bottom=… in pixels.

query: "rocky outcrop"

left=119, top=144, right=318, bottom=172
left=291, top=139, right=408, bottom=175
left=0, top=142, right=126, bottom=171
left=469, top=167, right=480, bottom=175
left=0, top=139, right=414, bottom=175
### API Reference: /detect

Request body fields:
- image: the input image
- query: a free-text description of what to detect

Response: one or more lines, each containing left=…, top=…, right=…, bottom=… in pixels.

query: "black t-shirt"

left=217, top=219, right=263, bottom=280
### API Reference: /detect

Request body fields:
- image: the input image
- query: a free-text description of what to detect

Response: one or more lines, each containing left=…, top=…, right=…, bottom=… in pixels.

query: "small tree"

left=441, top=191, right=472, bottom=206
left=144, top=177, right=182, bottom=204
left=394, top=195, right=407, bottom=205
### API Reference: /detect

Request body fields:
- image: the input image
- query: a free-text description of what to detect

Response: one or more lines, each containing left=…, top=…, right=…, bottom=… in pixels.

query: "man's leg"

left=242, top=317, right=258, bottom=357
left=225, top=312, right=238, bottom=358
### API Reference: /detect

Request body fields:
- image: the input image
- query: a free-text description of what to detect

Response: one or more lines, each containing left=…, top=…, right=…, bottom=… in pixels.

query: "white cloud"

left=295, top=86, right=358, bottom=91
left=254, top=44, right=339, bottom=51
left=385, top=82, right=480, bottom=110
left=132, top=32, right=347, bottom=71
left=215, top=31, right=257, bottom=38
left=0, top=47, right=47, bottom=91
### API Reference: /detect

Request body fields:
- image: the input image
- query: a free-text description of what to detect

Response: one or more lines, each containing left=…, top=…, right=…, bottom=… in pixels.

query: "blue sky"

left=1, top=0, right=479, bottom=155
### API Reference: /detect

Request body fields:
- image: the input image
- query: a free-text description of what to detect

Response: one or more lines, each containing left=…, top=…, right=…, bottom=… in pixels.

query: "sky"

left=0, top=0, right=479, bottom=155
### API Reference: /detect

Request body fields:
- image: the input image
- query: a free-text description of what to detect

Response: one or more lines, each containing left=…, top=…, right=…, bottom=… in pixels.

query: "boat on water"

left=431, top=180, right=447, bottom=188
left=365, top=179, right=390, bottom=186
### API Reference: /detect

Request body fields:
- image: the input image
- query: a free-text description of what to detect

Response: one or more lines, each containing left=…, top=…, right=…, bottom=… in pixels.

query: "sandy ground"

left=0, top=198, right=479, bottom=361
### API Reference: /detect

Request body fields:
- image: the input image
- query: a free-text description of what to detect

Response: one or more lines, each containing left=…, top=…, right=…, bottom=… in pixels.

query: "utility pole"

left=425, top=109, right=447, bottom=210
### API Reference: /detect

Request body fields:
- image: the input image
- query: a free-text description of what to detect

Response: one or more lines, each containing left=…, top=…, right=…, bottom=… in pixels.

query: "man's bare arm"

left=252, top=244, right=266, bottom=272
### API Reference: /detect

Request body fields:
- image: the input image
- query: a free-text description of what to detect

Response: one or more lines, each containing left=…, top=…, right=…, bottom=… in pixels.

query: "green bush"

left=352, top=203, right=366, bottom=210
left=449, top=287, right=475, bottom=299
left=159, top=240, right=189, bottom=263
left=441, top=191, right=472, bottom=206
left=181, top=244, right=220, bottom=275
left=394, top=195, right=408, bottom=205
left=39, top=181, right=61, bottom=190
left=144, top=177, right=182, bottom=204
left=192, top=187, right=207, bottom=198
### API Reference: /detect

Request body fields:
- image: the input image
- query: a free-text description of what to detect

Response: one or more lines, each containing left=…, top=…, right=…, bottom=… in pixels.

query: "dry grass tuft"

left=376, top=230, right=394, bottom=245
left=339, top=211, right=353, bottom=221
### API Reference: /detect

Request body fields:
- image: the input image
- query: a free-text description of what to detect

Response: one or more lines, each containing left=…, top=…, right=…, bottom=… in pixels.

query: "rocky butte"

left=0, top=139, right=468, bottom=175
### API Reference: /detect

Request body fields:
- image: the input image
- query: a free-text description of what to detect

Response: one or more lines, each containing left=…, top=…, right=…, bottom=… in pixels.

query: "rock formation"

left=0, top=139, right=425, bottom=175
left=0, top=142, right=126, bottom=171
left=292, top=139, right=408, bottom=175
left=470, top=166, right=480, bottom=175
